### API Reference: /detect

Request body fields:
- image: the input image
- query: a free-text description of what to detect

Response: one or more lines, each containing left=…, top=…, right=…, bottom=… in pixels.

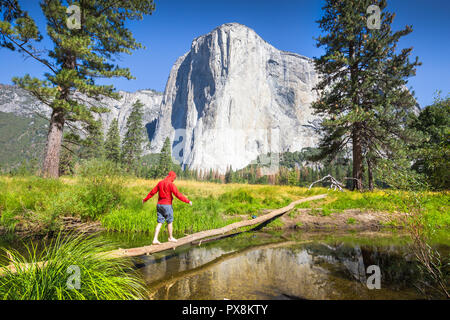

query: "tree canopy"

left=312, top=0, right=421, bottom=190
left=0, top=0, right=155, bottom=177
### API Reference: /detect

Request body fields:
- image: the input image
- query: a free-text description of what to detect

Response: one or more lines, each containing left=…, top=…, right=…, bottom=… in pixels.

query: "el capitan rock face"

left=150, top=23, right=320, bottom=174
left=0, top=23, right=321, bottom=172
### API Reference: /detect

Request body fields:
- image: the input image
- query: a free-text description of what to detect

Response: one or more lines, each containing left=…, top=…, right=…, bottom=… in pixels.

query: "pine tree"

left=80, top=118, right=104, bottom=160
left=224, top=165, right=232, bottom=184
left=156, top=137, right=172, bottom=178
left=411, top=95, right=450, bottom=190
left=122, top=100, right=147, bottom=171
left=104, top=118, right=121, bottom=163
left=287, top=169, right=297, bottom=186
left=0, top=1, right=155, bottom=178
left=58, top=140, right=76, bottom=176
left=312, top=0, right=420, bottom=190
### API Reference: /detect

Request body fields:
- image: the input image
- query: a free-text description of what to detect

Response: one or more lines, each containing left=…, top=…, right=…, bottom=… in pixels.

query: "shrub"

left=218, top=189, right=255, bottom=204
left=75, top=159, right=126, bottom=220
left=0, top=233, right=146, bottom=300
left=76, top=158, right=126, bottom=178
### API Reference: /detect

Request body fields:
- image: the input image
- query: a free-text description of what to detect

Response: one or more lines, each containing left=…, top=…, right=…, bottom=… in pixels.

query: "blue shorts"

left=156, top=204, right=174, bottom=224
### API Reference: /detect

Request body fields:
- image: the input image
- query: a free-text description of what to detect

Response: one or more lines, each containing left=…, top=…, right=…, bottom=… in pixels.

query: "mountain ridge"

left=0, top=22, right=321, bottom=171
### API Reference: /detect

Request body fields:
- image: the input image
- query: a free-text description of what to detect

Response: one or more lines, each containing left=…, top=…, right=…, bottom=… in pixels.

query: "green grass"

left=303, top=190, right=450, bottom=228
left=0, top=233, right=146, bottom=300
left=0, top=175, right=448, bottom=237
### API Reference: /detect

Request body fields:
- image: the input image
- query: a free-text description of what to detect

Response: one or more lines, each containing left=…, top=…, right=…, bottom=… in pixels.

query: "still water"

left=1, top=230, right=448, bottom=299
left=104, top=230, right=449, bottom=300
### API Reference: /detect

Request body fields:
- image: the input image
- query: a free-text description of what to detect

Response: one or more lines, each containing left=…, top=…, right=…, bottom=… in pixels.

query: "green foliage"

left=411, top=95, right=450, bottom=190
left=375, top=157, right=427, bottom=191
left=394, top=191, right=450, bottom=298
left=300, top=190, right=449, bottom=229
left=79, top=118, right=105, bottom=160
left=58, top=134, right=82, bottom=176
left=121, top=100, right=147, bottom=171
left=0, top=175, right=448, bottom=238
left=76, top=179, right=122, bottom=220
left=0, top=0, right=155, bottom=177
left=104, top=118, right=121, bottom=163
left=219, top=189, right=255, bottom=204
left=76, top=158, right=125, bottom=178
left=0, top=161, right=128, bottom=233
left=0, top=0, right=42, bottom=50
left=155, top=137, right=173, bottom=178
left=0, top=233, right=146, bottom=300
left=312, top=0, right=421, bottom=190
left=75, top=159, right=125, bottom=220
left=0, top=111, right=47, bottom=170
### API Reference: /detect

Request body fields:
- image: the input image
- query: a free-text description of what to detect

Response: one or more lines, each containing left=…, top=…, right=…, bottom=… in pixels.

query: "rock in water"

left=150, top=23, right=320, bottom=174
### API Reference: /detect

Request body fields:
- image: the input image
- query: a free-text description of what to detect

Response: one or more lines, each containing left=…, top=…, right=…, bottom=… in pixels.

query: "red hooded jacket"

left=143, top=171, right=190, bottom=205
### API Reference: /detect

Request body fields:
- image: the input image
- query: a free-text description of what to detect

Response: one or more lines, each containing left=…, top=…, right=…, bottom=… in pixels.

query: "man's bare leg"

left=167, top=222, right=177, bottom=242
left=153, top=223, right=162, bottom=244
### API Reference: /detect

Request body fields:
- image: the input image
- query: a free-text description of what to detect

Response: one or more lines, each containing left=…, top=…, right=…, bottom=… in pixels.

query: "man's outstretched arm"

left=143, top=183, right=159, bottom=203
left=170, top=184, right=190, bottom=204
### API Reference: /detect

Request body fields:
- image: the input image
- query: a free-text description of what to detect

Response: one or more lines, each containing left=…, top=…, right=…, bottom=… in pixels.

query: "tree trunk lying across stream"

left=103, top=194, right=327, bottom=258
left=0, top=194, right=327, bottom=275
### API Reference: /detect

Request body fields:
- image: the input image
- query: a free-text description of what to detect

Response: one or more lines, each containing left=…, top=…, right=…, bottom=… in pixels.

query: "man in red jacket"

left=142, top=171, right=192, bottom=244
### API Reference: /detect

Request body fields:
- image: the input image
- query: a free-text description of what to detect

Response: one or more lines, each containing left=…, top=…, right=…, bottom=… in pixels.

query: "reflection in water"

left=140, top=234, right=444, bottom=300
left=0, top=231, right=446, bottom=300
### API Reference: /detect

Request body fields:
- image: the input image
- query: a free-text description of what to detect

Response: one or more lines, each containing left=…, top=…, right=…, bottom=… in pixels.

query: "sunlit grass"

left=0, top=233, right=146, bottom=300
left=294, top=189, right=450, bottom=228
left=0, top=176, right=448, bottom=236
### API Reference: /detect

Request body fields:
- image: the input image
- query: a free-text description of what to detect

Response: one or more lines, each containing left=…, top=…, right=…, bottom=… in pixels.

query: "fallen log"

left=103, top=194, right=327, bottom=258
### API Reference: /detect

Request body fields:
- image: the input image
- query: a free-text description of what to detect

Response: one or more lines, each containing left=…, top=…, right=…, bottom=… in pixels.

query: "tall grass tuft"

left=0, top=233, right=146, bottom=300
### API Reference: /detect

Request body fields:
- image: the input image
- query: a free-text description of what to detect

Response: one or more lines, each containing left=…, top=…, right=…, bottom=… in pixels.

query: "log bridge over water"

left=0, top=194, right=327, bottom=275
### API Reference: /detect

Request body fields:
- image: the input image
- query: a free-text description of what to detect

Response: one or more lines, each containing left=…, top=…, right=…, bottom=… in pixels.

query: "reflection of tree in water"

left=305, top=242, right=422, bottom=291
left=144, top=239, right=434, bottom=299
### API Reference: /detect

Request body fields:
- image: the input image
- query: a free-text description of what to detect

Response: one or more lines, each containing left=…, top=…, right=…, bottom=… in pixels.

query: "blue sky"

left=0, top=0, right=449, bottom=108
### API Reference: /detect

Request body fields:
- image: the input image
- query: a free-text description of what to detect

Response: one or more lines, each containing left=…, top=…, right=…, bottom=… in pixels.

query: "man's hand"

left=189, top=201, right=192, bottom=206
left=142, top=199, right=145, bottom=204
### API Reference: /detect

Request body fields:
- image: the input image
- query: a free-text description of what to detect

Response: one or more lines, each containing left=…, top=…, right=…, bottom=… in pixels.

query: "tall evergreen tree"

left=58, top=139, right=76, bottom=176
left=224, top=165, right=233, bottom=184
left=156, top=137, right=172, bottom=177
left=104, top=118, right=121, bottom=163
left=411, top=95, right=450, bottom=190
left=80, top=117, right=104, bottom=159
left=0, top=0, right=155, bottom=178
left=121, top=100, right=146, bottom=171
left=312, top=0, right=420, bottom=190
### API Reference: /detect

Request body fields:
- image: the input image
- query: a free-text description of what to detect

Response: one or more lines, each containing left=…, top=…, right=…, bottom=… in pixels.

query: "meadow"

left=0, top=175, right=448, bottom=239
left=0, top=174, right=448, bottom=300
